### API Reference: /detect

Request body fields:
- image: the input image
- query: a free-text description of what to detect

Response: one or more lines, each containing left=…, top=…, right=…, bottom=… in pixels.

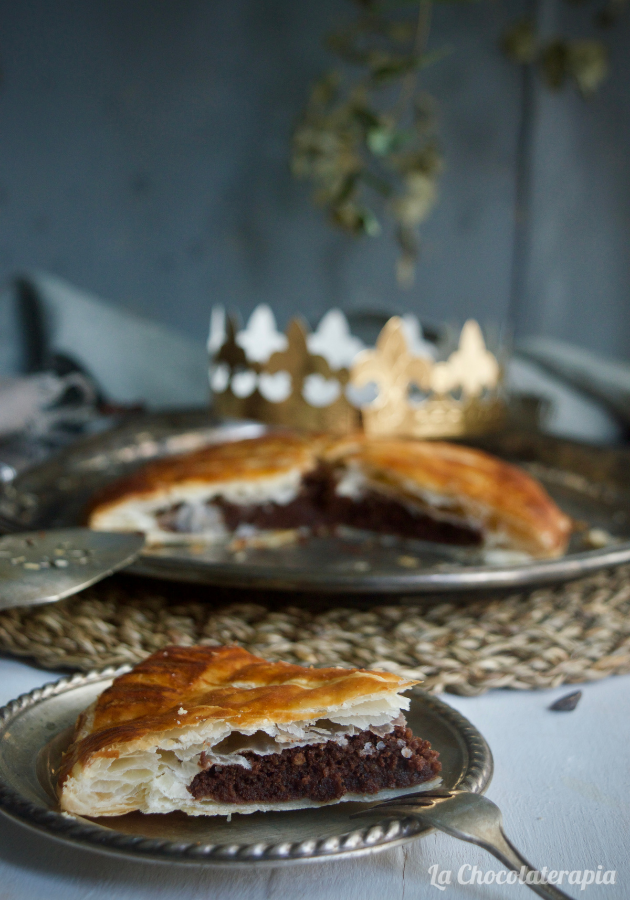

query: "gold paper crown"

left=209, top=311, right=504, bottom=439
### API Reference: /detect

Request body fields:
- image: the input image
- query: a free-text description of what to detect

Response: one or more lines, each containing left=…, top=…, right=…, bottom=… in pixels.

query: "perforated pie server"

left=0, top=529, right=145, bottom=611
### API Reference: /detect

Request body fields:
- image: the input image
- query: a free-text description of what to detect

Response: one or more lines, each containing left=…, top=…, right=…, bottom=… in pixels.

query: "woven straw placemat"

left=2, top=567, right=630, bottom=695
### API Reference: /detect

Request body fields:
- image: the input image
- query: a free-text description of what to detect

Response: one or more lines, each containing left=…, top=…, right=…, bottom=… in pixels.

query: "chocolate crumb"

left=549, top=690, right=582, bottom=712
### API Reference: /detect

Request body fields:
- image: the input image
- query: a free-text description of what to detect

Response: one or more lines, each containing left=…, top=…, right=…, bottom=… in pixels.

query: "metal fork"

left=351, top=790, right=575, bottom=900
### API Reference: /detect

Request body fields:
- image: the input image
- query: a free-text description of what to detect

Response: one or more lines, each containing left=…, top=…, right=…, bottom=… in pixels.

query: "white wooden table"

left=0, top=655, right=627, bottom=899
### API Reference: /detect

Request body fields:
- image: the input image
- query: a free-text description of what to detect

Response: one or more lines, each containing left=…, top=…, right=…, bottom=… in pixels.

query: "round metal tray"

left=0, top=667, right=492, bottom=865
left=1, top=409, right=629, bottom=593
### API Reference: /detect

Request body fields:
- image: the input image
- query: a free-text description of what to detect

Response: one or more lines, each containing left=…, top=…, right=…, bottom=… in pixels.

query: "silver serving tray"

left=1, top=409, right=629, bottom=593
left=0, top=668, right=492, bottom=865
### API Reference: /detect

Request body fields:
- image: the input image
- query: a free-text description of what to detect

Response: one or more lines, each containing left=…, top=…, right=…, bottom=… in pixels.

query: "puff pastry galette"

left=88, top=431, right=571, bottom=559
left=58, top=645, right=441, bottom=817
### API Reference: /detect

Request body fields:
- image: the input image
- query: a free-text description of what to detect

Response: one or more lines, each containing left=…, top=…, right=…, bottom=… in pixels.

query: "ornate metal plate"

left=0, top=409, right=629, bottom=593
left=0, top=668, right=492, bottom=865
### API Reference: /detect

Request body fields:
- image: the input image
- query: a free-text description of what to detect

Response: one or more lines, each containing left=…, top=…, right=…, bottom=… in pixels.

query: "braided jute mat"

left=2, top=566, right=630, bottom=695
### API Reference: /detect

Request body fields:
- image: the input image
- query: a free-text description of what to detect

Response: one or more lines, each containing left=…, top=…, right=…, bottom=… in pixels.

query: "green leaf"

left=331, top=201, right=382, bottom=236
left=325, top=33, right=371, bottom=65
left=363, top=208, right=383, bottom=236
left=596, top=0, right=629, bottom=27
left=567, top=39, right=609, bottom=96
left=359, top=168, right=395, bottom=196
left=367, top=46, right=449, bottom=84
left=366, top=126, right=412, bottom=155
left=333, top=173, right=361, bottom=205
left=539, top=40, right=569, bottom=89
left=538, top=38, right=608, bottom=97
left=369, top=53, right=418, bottom=82
left=351, top=105, right=382, bottom=132
left=501, top=19, right=537, bottom=64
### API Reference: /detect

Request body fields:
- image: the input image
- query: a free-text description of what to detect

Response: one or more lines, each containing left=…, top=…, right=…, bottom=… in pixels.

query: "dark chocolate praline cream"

left=189, top=726, right=440, bottom=805
left=157, top=463, right=481, bottom=546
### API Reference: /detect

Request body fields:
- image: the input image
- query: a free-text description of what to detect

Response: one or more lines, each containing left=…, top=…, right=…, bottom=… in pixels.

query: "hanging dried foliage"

left=293, top=0, right=625, bottom=287
left=291, top=0, right=445, bottom=288
left=501, top=0, right=625, bottom=99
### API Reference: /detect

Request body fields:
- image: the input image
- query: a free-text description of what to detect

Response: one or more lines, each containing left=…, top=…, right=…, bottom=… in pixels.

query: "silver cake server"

left=0, top=528, right=144, bottom=611
left=352, top=789, right=575, bottom=900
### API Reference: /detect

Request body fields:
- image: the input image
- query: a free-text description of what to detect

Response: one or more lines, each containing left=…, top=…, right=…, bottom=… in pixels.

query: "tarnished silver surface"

left=0, top=409, right=629, bottom=593
left=0, top=529, right=145, bottom=611
left=0, top=669, right=492, bottom=865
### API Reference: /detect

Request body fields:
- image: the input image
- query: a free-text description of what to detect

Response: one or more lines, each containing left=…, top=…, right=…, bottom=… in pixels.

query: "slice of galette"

left=58, top=645, right=441, bottom=817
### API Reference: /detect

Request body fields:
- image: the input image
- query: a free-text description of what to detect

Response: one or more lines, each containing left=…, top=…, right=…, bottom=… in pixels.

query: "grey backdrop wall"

left=0, top=0, right=628, bottom=358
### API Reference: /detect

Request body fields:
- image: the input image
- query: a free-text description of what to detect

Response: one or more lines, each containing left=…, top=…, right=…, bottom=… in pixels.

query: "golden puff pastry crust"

left=58, top=646, right=432, bottom=818
left=87, top=431, right=572, bottom=559
left=324, top=436, right=572, bottom=559
left=88, top=432, right=319, bottom=525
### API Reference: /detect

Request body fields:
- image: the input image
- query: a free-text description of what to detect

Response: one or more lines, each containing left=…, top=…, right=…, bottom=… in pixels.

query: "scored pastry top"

left=88, top=432, right=321, bottom=517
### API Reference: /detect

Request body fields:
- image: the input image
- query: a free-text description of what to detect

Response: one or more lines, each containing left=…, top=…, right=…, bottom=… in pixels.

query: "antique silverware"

left=0, top=528, right=144, bottom=611
left=352, top=789, right=574, bottom=899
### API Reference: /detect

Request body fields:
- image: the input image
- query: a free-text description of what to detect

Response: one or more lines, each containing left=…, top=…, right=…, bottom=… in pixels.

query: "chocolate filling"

left=188, top=725, right=441, bottom=804
left=158, top=465, right=481, bottom=547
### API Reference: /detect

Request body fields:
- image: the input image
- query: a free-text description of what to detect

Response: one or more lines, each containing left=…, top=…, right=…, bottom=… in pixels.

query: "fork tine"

left=349, top=805, right=410, bottom=819
left=368, top=789, right=453, bottom=807
left=349, top=788, right=455, bottom=819
left=374, top=797, right=435, bottom=808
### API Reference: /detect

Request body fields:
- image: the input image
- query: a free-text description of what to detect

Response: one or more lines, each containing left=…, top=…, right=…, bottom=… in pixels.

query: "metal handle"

left=353, top=791, right=575, bottom=900
left=435, top=805, right=574, bottom=900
